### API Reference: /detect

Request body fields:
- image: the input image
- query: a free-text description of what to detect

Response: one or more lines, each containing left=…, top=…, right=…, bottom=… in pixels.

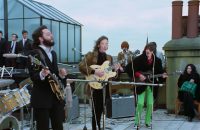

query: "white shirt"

left=39, top=44, right=53, bottom=62
left=39, top=44, right=53, bottom=80
left=23, top=38, right=27, bottom=47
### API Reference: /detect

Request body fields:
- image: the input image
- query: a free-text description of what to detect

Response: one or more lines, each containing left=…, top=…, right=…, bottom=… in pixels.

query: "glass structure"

left=0, top=0, right=82, bottom=63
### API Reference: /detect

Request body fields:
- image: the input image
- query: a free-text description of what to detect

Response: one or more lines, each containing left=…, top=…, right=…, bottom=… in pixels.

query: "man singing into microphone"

left=126, top=42, right=167, bottom=128
left=79, top=36, right=121, bottom=130
left=117, top=41, right=134, bottom=70
left=28, top=25, right=65, bottom=130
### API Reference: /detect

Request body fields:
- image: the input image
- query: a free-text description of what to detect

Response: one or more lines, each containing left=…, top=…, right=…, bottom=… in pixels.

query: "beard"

left=43, top=38, right=54, bottom=47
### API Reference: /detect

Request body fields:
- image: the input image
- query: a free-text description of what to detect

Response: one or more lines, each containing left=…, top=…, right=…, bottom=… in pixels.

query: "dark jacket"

left=18, top=39, right=33, bottom=55
left=0, top=38, right=7, bottom=66
left=126, top=53, right=164, bottom=94
left=28, top=47, right=63, bottom=108
left=178, top=73, right=200, bottom=100
left=79, top=51, right=113, bottom=97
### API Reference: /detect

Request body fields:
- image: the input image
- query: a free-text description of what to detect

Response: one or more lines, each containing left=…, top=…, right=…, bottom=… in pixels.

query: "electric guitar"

left=136, top=70, right=182, bottom=83
left=86, top=60, right=125, bottom=89
left=29, top=55, right=65, bottom=101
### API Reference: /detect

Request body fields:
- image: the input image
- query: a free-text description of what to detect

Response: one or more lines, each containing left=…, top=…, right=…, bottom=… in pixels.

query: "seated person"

left=177, top=64, right=200, bottom=121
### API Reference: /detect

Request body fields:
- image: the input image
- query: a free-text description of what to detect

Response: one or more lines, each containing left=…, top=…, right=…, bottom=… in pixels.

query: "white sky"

left=35, top=0, right=190, bottom=55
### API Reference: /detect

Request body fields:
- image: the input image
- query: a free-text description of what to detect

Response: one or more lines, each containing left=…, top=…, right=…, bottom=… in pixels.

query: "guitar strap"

left=34, top=49, right=48, bottom=68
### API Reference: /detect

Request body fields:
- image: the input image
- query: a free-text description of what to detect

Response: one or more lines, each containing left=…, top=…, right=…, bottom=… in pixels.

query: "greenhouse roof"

left=17, top=0, right=82, bottom=25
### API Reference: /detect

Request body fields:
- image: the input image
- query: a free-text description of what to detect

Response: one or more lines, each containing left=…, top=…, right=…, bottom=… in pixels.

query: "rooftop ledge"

left=163, top=37, right=200, bottom=51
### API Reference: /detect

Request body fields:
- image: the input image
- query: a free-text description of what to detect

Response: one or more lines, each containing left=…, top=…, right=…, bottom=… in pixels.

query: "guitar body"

left=29, top=55, right=65, bottom=101
left=86, top=61, right=116, bottom=89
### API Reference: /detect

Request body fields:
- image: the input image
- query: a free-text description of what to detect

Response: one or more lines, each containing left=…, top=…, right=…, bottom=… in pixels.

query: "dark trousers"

left=92, top=89, right=103, bottom=130
left=34, top=104, right=64, bottom=130
left=178, top=91, right=195, bottom=118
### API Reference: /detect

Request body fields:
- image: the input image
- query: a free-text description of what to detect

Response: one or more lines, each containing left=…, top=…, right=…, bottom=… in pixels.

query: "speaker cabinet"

left=107, top=95, right=135, bottom=118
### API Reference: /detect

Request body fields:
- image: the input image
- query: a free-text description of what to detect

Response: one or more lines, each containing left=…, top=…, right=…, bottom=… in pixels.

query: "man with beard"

left=28, top=25, right=65, bottom=130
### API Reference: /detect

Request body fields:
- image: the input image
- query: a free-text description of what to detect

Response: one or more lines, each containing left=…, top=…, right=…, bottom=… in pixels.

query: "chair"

left=175, top=98, right=200, bottom=118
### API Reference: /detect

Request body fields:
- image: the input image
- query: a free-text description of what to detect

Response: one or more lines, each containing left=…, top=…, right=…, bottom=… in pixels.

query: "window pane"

left=60, top=23, right=68, bottom=62
left=0, top=0, right=4, bottom=19
left=0, top=20, right=4, bottom=35
left=52, top=21, right=60, bottom=62
left=68, top=24, right=75, bottom=62
left=24, top=19, right=40, bottom=40
left=42, top=18, right=51, bottom=29
left=75, top=25, right=81, bottom=62
left=8, top=19, right=23, bottom=40
left=8, top=0, right=23, bottom=19
left=24, top=6, right=39, bottom=18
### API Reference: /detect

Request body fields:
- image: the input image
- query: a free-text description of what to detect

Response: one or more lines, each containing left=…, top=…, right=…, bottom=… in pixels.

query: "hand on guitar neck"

left=138, top=71, right=178, bottom=83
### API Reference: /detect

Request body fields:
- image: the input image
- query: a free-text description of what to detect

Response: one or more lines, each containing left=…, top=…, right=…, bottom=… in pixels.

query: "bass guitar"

left=29, top=55, right=65, bottom=101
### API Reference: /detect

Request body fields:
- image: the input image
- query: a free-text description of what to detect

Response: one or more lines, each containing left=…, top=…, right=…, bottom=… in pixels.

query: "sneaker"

left=146, top=124, right=152, bottom=129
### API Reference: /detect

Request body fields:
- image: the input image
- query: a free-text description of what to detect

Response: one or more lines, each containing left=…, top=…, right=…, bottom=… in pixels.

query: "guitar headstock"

left=172, top=70, right=183, bottom=75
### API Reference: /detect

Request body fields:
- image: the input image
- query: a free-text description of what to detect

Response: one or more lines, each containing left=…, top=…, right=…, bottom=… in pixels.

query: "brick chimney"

left=172, top=0, right=183, bottom=39
left=187, top=0, right=199, bottom=38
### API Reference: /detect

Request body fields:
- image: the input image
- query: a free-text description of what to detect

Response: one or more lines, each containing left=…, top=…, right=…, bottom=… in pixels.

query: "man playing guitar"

left=79, top=36, right=121, bottom=130
left=126, top=42, right=167, bottom=129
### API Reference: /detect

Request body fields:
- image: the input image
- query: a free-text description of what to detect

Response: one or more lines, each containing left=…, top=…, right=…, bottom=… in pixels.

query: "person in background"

left=0, top=31, right=7, bottom=67
left=177, top=64, right=200, bottom=122
left=17, top=30, right=33, bottom=69
left=117, top=41, right=135, bottom=71
left=151, top=42, right=165, bottom=69
left=5, top=33, right=19, bottom=67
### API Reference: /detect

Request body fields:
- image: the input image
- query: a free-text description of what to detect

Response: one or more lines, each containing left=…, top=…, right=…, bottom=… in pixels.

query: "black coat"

left=28, top=47, right=63, bottom=108
left=178, top=73, right=200, bottom=100
left=0, top=38, right=7, bottom=66
left=126, top=53, right=164, bottom=94
left=18, top=39, right=33, bottom=55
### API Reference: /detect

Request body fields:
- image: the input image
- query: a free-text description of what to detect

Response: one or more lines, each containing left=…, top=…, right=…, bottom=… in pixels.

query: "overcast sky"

left=35, top=0, right=190, bottom=55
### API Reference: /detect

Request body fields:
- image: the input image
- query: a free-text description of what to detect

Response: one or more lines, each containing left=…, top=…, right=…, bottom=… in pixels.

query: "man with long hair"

left=28, top=25, right=65, bottom=130
left=126, top=43, right=167, bottom=128
left=79, top=36, right=121, bottom=130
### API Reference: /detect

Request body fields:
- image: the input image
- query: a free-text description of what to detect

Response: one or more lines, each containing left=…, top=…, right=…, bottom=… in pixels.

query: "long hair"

left=142, top=42, right=156, bottom=54
left=32, top=25, right=47, bottom=48
left=93, top=35, right=108, bottom=52
left=183, top=64, right=198, bottom=75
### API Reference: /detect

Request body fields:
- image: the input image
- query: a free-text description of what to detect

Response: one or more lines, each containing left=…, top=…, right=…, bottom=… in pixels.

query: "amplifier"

left=106, top=95, right=135, bottom=118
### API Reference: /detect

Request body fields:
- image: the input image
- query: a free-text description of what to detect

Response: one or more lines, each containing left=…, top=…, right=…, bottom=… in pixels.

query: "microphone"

left=58, top=63, right=76, bottom=68
left=72, top=48, right=82, bottom=54
left=3, top=53, right=28, bottom=58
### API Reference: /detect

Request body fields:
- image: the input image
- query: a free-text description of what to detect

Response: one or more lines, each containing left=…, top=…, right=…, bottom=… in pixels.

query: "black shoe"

left=133, top=124, right=140, bottom=129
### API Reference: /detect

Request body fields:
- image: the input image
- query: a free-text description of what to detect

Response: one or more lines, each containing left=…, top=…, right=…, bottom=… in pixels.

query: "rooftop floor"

left=63, top=104, right=200, bottom=130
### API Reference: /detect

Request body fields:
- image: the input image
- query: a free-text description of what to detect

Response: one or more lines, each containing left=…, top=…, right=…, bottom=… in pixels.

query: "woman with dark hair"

left=178, top=64, right=200, bottom=121
left=79, top=36, right=121, bottom=130
left=126, top=43, right=167, bottom=128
